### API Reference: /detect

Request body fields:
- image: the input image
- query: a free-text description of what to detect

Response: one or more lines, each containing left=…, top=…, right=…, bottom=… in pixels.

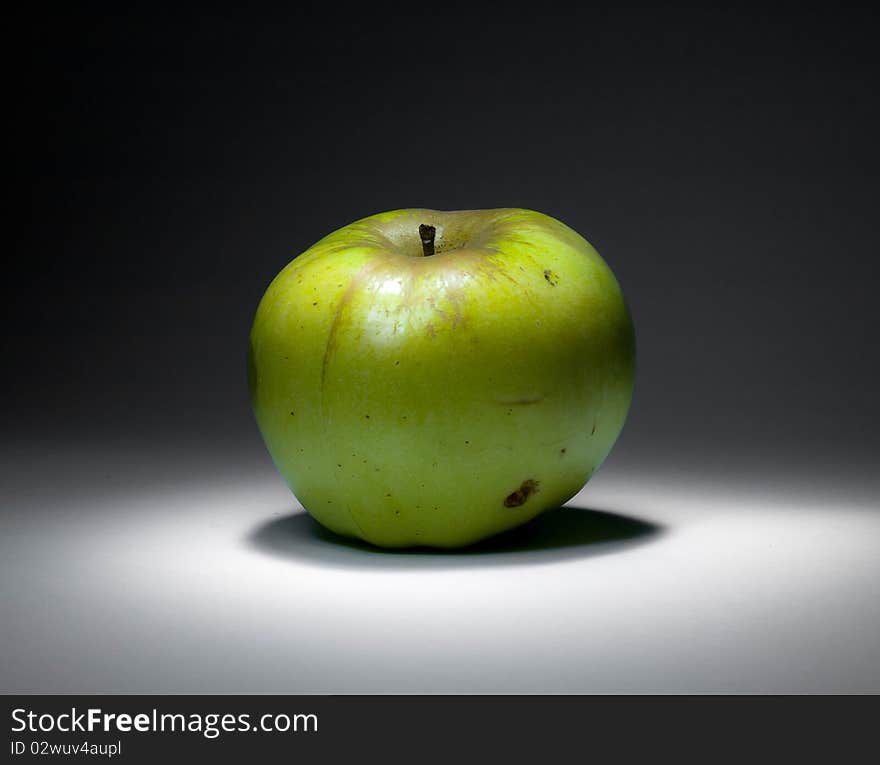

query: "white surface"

left=2, top=444, right=879, bottom=693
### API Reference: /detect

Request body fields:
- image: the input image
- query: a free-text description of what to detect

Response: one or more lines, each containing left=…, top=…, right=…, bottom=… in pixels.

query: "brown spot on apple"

left=503, top=479, right=540, bottom=508
left=497, top=394, right=544, bottom=406
left=543, top=269, right=559, bottom=286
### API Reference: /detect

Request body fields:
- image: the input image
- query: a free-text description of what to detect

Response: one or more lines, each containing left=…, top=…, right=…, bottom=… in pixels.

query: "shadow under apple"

left=246, top=505, right=664, bottom=570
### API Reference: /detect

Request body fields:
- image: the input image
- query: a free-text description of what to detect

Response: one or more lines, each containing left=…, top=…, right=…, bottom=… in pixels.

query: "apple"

left=248, top=208, right=635, bottom=548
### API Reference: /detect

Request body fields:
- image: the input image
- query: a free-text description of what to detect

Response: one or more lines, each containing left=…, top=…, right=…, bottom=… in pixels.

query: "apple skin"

left=248, top=208, right=635, bottom=548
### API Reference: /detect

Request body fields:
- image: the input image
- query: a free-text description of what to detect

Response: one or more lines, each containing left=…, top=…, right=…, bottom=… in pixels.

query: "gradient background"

left=4, top=6, right=879, bottom=692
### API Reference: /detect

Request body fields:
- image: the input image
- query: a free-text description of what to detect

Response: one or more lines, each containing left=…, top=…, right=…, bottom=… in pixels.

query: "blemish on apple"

left=543, top=269, right=559, bottom=286
left=498, top=394, right=544, bottom=406
left=503, top=479, right=540, bottom=508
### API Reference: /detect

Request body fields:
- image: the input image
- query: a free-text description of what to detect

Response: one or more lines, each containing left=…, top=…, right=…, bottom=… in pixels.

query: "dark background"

left=11, top=5, right=880, bottom=482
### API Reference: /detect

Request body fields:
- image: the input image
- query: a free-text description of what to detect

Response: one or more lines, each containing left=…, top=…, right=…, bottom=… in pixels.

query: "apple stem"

left=419, top=224, right=436, bottom=257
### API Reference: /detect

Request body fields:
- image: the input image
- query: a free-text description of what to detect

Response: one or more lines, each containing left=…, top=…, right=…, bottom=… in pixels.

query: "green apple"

left=248, top=208, right=635, bottom=548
